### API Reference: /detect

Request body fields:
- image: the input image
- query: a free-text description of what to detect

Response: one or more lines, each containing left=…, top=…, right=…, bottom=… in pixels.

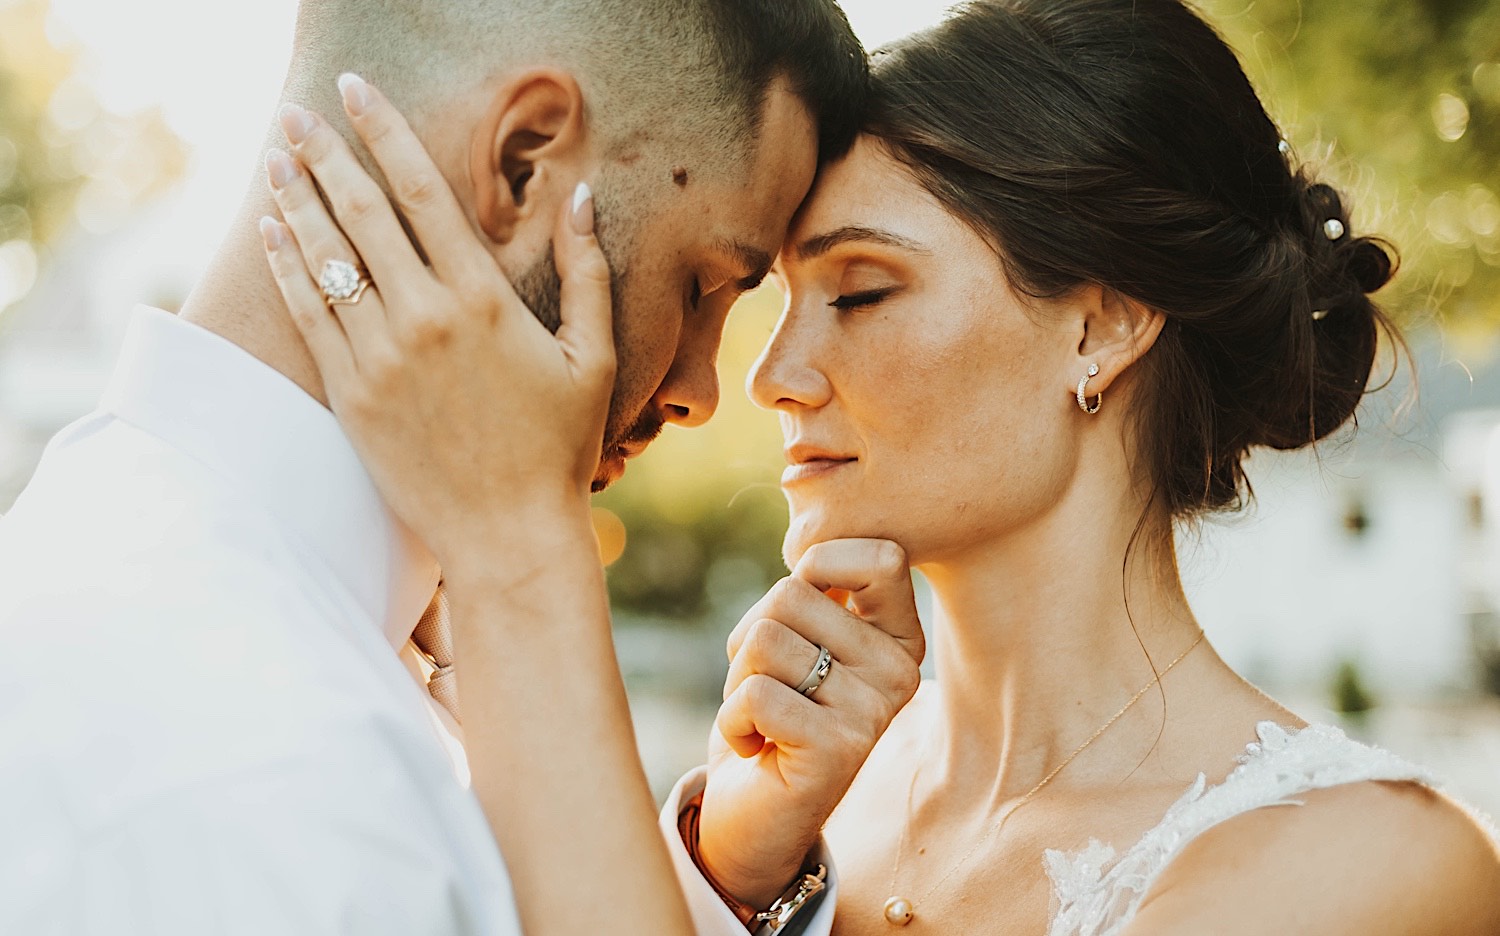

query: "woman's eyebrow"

left=790, top=225, right=930, bottom=261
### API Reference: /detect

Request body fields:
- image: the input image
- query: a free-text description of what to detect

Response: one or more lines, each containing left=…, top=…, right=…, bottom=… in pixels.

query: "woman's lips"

left=781, top=457, right=856, bottom=485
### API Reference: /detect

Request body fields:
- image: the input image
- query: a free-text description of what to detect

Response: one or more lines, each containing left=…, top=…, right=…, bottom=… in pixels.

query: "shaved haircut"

left=284, top=0, right=867, bottom=176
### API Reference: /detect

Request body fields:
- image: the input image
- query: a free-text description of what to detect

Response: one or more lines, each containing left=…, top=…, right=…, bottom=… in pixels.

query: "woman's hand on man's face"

left=259, top=74, right=615, bottom=572
left=698, top=538, right=926, bottom=911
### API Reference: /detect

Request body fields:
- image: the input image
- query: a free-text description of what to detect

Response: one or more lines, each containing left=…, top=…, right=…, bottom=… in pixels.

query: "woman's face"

left=751, top=137, right=1088, bottom=568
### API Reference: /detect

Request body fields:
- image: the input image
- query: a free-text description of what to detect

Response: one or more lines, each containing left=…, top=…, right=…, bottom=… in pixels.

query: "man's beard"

left=511, top=238, right=664, bottom=491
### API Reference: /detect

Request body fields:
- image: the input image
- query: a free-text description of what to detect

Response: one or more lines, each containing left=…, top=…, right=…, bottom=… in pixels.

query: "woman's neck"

left=914, top=475, right=1203, bottom=806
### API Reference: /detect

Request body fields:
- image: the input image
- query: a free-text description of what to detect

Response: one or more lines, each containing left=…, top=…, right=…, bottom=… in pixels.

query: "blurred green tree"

left=1204, top=0, right=1500, bottom=330
left=0, top=0, right=185, bottom=322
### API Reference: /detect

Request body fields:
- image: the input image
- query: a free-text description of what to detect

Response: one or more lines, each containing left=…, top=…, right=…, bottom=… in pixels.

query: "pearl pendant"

left=884, top=896, right=914, bottom=926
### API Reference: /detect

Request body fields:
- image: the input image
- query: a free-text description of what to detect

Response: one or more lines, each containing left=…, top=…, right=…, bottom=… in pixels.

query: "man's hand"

left=696, top=539, right=925, bottom=910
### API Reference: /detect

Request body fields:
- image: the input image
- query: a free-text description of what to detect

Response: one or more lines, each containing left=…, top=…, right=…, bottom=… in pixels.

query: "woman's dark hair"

left=864, top=0, right=1399, bottom=521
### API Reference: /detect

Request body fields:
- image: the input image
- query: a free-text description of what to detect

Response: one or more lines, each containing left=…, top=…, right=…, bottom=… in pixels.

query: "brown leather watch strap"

left=678, top=792, right=760, bottom=928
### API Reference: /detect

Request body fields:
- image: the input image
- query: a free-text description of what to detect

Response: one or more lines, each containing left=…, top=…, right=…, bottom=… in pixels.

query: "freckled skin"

left=752, top=137, right=1080, bottom=570
left=747, top=136, right=1500, bottom=936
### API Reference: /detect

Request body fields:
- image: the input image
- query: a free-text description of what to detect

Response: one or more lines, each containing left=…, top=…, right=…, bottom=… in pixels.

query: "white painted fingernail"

left=571, top=181, right=594, bottom=236
left=265, top=148, right=298, bottom=189
left=338, top=73, right=371, bottom=116
left=279, top=104, right=316, bottom=145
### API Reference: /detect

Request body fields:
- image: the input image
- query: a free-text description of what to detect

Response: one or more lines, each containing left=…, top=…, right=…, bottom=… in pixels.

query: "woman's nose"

left=747, top=308, right=833, bottom=412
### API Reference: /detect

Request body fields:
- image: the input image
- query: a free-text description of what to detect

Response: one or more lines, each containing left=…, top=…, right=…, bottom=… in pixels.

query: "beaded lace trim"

left=1042, top=720, right=1475, bottom=936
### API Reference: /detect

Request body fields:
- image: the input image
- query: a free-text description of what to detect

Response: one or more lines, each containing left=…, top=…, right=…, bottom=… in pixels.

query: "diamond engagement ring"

left=320, top=258, right=372, bottom=307
left=796, top=645, right=834, bottom=698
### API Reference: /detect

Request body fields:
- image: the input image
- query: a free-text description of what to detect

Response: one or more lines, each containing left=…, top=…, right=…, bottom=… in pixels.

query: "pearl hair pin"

left=1323, top=218, right=1346, bottom=241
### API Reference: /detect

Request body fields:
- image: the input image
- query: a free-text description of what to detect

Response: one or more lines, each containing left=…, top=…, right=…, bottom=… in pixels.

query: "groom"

left=0, top=1, right=864, bottom=933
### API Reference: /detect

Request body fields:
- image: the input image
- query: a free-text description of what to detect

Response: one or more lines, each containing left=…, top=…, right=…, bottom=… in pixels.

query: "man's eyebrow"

left=791, top=226, right=930, bottom=261
left=717, top=239, right=775, bottom=292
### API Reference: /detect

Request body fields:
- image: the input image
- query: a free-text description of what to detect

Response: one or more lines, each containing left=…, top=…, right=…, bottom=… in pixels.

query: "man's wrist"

left=434, top=494, right=596, bottom=586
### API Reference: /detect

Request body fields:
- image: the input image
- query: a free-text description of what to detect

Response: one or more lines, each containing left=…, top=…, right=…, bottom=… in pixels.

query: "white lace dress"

left=1044, top=720, right=1492, bottom=936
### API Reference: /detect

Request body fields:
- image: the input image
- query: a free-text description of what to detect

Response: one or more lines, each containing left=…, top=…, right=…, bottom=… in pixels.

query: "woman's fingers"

left=259, top=216, right=356, bottom=393
left=265, top=146, right=389, bottom=361
left=716, top=674, right=830, bottom=758
left=334, top=74, right=491, bottom=285
left=727, top=577, right=894, bottom=672
left=553, top=183, right=617, bottom=384
left=724, top=618, right=821, bottom=700
left=277, top=103, right=429, bottom=295
left=793, top=539, right=925, bottom=665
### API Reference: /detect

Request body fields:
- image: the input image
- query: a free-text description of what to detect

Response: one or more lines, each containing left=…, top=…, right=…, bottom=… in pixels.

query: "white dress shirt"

left=0, top=306, right=757, bottom=935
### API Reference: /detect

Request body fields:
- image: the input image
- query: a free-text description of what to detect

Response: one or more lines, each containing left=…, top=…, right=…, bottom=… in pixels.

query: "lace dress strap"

left=1044, top=721, right=1442, bottom=936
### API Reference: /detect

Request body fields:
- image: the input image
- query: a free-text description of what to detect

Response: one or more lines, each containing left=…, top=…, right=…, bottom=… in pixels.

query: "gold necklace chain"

left=881, top=629, right=1207, bottom=927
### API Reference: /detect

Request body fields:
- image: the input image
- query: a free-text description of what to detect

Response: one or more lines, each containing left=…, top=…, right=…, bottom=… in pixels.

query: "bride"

left=261, top=0, right=1500, bottom=932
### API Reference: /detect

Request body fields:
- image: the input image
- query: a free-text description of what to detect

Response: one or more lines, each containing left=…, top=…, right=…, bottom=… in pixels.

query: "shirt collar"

left=100, top=306, right=440, bottom=651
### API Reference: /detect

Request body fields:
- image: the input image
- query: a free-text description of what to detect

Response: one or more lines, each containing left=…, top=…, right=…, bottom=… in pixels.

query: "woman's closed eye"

left=830, top=285, right=901, bottom=311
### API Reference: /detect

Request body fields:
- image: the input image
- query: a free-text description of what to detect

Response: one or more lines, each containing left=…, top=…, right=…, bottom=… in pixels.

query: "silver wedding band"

left=796, top=645, right=834, bottom=697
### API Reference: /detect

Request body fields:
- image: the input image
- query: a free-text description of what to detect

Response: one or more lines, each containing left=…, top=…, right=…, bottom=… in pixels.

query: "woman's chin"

left=782, top=509, right=901, bottom=569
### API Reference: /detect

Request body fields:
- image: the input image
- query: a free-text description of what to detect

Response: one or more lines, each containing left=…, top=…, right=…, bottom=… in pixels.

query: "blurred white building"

left=1179, top=347, right=1500, bottom=699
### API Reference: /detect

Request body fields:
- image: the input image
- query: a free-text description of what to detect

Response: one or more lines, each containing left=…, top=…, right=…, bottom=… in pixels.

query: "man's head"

left=281, top=0, right=867, bottom=489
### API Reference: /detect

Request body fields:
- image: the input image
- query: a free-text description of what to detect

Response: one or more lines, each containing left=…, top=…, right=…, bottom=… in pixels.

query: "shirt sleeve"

left=659, top=766, right=838, bottom=936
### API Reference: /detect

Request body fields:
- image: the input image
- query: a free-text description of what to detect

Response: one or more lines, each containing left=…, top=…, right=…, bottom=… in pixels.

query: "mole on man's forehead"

left=672, top=166, right=689, bottom=186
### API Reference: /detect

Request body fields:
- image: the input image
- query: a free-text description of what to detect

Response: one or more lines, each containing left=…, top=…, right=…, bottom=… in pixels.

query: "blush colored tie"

left=411, top=586, right=461, bottom=723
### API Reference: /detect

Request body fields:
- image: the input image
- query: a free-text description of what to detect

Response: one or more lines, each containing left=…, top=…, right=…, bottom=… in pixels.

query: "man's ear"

left=470, top=68, right=587, bottom=245
left=1068, top=284, right=1166, bottom=398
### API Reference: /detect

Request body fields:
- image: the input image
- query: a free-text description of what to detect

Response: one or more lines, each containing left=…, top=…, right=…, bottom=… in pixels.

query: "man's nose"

left=653, top=347, right=721, bottom=429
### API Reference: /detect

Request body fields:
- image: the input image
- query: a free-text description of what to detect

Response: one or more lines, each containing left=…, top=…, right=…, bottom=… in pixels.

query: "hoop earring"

left=1077, top=363, right=1102, bottom=414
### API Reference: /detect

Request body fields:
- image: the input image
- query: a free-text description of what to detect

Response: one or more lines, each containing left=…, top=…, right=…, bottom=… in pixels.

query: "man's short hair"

left=287, top=0, right=868, bottom=170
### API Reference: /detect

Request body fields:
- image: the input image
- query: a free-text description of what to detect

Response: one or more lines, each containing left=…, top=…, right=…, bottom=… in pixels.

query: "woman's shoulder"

left=1122, top=722, right=1500, bottom=935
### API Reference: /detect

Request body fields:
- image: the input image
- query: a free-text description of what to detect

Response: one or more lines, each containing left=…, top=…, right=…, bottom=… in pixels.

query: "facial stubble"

left=510, top=217, right=664, bottom=490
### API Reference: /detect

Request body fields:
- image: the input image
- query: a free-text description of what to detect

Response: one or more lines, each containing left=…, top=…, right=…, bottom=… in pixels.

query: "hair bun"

left=1346, top=237, right=1396, bottom=295
left=1246, top=179, right=1398, bottom=457
left=1300, top=181, right=1395, bottom=300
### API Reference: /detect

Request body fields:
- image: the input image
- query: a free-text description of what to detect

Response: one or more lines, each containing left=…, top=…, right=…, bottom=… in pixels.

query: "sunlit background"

left=1, top=0, right=1498, bottom=815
